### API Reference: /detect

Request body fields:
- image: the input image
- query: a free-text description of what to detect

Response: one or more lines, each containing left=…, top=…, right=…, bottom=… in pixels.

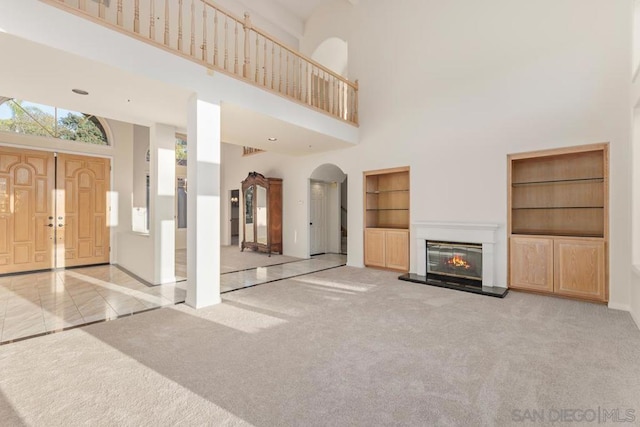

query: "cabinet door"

left=554, top=239, right=606, bottom=301
left=385, top=230, right=409, bottom=271
left=509, top=236, right=554, bottom=292
left=364, top=228, right=386, bottom=268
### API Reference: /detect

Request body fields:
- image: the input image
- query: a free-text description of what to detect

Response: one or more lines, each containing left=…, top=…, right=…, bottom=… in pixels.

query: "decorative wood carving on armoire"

left=241, top=172, right=283, bottom=255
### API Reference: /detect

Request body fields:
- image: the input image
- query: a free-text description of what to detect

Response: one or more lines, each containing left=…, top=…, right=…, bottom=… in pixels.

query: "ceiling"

left=0, top=33, right=352, bottom=156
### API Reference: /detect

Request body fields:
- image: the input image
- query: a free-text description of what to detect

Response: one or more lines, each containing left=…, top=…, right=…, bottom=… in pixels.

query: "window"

left=0, top=98, right=109, bottom=145
left=176, top=134, right=187, bottom=166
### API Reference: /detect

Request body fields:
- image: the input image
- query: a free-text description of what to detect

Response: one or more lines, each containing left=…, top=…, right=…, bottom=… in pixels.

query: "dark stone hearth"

left=398, top=273, right=508, bottom=298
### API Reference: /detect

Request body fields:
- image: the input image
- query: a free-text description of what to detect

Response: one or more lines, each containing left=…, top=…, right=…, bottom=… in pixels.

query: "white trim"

left=631, top=309, right=640, bottom=330
left=607, top=302, right=631, bottom=312
left=413, top=221, right=501, bottom=287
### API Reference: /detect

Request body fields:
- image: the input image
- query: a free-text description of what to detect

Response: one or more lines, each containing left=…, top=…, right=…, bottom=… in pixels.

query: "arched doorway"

left=309, top=164, right=347, bottom=256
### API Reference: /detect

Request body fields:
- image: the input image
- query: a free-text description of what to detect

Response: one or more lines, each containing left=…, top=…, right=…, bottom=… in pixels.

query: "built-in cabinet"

left=364, top=167, right=410, bottom=271
left=508, top=144, right=608, bottom=302
left=241, top=172, right=283, bottom=255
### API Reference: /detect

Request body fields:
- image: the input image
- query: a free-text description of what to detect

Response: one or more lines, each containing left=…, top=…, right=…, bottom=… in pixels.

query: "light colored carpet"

left=175, top=246, right=302, bottom=277
left=0, top=266, right=639, bottom=426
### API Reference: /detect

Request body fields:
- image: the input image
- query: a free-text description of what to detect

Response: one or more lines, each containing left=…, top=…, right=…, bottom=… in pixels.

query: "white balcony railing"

left=42, top=0, right=359, bottom=125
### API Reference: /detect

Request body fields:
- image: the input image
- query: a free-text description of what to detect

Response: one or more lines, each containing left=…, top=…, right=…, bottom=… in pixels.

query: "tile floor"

left=220, top=253, right=347, bottom=293
left=0, top=253, right=346, bottom=344
left=0, top=266, right=186, bottom=344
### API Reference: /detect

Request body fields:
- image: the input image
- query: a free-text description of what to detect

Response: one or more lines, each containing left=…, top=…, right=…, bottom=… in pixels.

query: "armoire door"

left=0, top=147, right=55, bottom=274
left=0, top=147, right=110, bottom=274
left=56, top=153, right=110, bottom=268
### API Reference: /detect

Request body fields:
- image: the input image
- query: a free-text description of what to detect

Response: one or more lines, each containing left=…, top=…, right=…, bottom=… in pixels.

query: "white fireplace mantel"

left=413, top=221, right=502, bottom=288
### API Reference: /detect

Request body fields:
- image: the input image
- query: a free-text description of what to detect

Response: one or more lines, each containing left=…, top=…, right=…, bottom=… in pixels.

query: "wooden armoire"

left=241, top=172, right=283, bottom=255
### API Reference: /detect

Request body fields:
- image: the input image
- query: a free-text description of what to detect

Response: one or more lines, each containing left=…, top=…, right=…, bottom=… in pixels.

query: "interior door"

left=0, top=147, right=55, bottom=274
left=310, top=181, right=327, bottom=255
left=56, top=153, right=110, bottom=268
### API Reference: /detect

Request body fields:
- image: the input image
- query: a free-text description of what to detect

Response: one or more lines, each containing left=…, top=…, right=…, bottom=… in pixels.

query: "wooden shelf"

left=364, top=167, right=410, bottom=271
left=512, top=206, right=603, bottom=210
left=512, top=177, right=604, bottom=186
left=366, top=190, right=410, bottom=194
left=508, top=143, right=609, bottom=302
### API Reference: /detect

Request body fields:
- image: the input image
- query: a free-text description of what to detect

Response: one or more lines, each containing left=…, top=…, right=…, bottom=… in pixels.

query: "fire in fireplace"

left=426, top=241, right=482, bottom=284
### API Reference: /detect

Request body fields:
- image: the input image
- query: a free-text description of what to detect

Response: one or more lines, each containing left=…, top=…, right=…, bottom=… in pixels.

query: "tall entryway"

left=309, top=164, right=347, bottom=257
left=0, top=146, right=110, bottom=274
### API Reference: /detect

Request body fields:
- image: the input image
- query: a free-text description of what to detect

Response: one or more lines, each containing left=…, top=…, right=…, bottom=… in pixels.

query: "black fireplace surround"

left=398, top=240, right=508, bottom=298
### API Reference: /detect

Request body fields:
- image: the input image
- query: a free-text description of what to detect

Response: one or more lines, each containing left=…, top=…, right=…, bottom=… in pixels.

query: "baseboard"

left=631, top=308, right=640, bottom=330
left=607, top=302, right=631, bottom=312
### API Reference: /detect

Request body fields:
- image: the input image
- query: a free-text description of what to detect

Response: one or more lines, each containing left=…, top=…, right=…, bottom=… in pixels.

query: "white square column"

left=149, top=123, right=176, bottom=284
left=186, top=96, right=222, bottom=308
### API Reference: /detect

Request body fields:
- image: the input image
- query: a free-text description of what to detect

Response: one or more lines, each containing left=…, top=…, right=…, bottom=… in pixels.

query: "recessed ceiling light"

left=267, top=137, right=277, bottom=142
left=72, top=88, right=89, bottom=95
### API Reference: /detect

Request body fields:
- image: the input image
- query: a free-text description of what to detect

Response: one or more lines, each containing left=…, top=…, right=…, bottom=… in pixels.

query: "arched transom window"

left=0, top=97, right=109, bottom=145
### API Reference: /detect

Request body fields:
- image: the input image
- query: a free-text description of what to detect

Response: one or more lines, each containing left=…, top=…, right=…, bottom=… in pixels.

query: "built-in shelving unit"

left=507, top=143, right=609, bottom=302
left=364, top=167, right=410, bottom=271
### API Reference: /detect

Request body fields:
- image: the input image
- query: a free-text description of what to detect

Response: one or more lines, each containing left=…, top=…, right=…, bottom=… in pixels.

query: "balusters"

left=298, top=60, right=302, bottom=100
left=164, top=0, right=170, bottom=46
left=178, top=0, right=183, bottom=52
left=213, top=9, right=219, bottom=66
left=243, top=13, right=251, bottom=78
left=202, top=6, right=207, bottom=61
left=338, top=81, right=342, bottom=119
left=331, top=77, right=335, bottom=115
left=117, top=0, right=123, bottom=25
left=286, top=52, right=290, bottom=96
left=291, top=56, right=298, bottom=98
left=271, top=42, right=275, bottom=90
left=149, top=0, right=156, bottom=40
left=322, top=71, right=327, bottom=111
left=234, top=21, right=239, bottom=74
left=224, top=15, right=229, bottom=70
left=52, top=0, right=358, bottom=123
left=353, top=80, right=359, bottom=123
left=263, top=38, right=267, bottom=86
left=133, top=0, right=140, bottom=33
left=190, top=0, right=195, bottom=57
left=255, top=35, right=260, bottom=83
left=98, top=0, right=105, bottom=19
left=304, top=62, right=311, bottom=104
left=278, top=46, right=283, bottom=93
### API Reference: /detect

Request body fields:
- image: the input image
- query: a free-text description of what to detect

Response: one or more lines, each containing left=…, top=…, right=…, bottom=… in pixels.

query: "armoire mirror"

left=241, top=172, right=283, bottom=255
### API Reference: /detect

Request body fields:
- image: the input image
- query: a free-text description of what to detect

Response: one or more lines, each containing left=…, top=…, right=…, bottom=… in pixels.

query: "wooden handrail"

left=40, top=0, right=358, bottom=125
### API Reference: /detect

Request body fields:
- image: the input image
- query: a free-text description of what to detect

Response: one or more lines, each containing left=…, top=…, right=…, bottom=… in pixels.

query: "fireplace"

left=426, top=241, right=482, bottom=284
left=397, top=221, right=508, bottom=298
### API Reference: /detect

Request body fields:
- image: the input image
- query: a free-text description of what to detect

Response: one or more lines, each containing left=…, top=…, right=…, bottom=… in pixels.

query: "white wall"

left=221, top=0, right=634, bottom=309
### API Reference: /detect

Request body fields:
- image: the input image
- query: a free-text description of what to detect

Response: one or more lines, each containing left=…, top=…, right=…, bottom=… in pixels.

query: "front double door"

left=0, top=146, right=110, bottom=274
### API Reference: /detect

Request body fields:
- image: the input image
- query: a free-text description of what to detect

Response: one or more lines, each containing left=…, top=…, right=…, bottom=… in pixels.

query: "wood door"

left=385, top=229, right=409, bottom=271
left=554, top=238, right=606, bottom=301
left=0, top=147, right=55, bottom=274
left=509, top=236, right=554, bottom=293
left=364, top=228, right=386, bottom=268
left=56, top=153, right=110, bottom=268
